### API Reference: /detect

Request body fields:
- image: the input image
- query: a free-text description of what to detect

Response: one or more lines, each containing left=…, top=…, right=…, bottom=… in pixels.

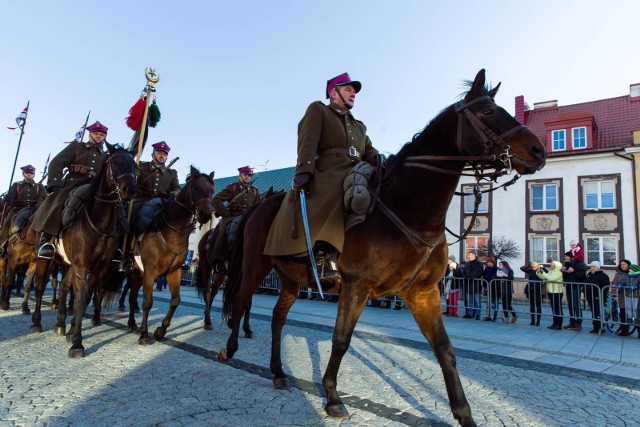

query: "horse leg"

left=21, top=262, right=37, bottom=315
left=322, top=284, right=369, bottom=418
left=203, top=270, right=220, bottom=331
left=0, top=257, right=11, bottom=310
left=50, top=270, right=59, bottom=309
left=67, top=275, right=88, bottom=358
left=269, top=275, right=299, bottom=389
left=29, top=260, right=51, bottom=333
left=153, top=269, right=181, bottom=341
left=127, top=274, right=141, bottom=333
left=138, top=270, right=156, bottom=345
left=54, top=272, right=72, bottom=337
left=92, top=288, right=103, bottom=326
left=404, top=286, right=476, bottom=427
left=242, top=297, right=253, bottom=338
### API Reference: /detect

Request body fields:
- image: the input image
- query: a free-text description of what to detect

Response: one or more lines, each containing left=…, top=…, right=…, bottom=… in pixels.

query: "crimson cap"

left=326, top=72, right=361, bottom=99
left=86, top=121, right=108, bottom=134
left=238, top=166, right=253, bottom=175
left=152, top=141, right=171, bottom=153
left=20, top=165, right=36, bottom=173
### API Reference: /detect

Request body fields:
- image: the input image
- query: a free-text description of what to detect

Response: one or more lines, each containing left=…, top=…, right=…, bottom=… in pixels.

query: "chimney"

left=515, top=95, right=525, bottom=124
left=630, top=83, right=640, bottom=97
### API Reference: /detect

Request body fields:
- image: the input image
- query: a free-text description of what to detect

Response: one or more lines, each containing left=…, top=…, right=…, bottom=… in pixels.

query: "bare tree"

left=477, top=235, right=521, bottom=262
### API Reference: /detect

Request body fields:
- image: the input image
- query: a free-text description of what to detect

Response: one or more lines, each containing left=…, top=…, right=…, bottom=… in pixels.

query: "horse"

left=124, top=166, right=214, bottom=345
left=217, top=70, right=546, bottom=427
left=194, top=186, right=277, bottom=335
left=29, top=144, right=138, bottom=358
left=0, top=220, right=37, bottom=311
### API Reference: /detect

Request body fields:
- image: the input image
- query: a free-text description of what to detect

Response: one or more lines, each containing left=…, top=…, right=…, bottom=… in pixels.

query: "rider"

left=0, top=165, right=46, bottom=256
left=263, top=72, right=378, bottom=281
left=32, top=121, right=109, bottom=258
left=210, top=166, right=260, bottom=273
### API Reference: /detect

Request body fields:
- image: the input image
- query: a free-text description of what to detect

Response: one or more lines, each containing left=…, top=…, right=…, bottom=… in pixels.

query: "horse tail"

left=222, top=202, right=262, bottom=321
left=102, top=270, right=125, bottom=309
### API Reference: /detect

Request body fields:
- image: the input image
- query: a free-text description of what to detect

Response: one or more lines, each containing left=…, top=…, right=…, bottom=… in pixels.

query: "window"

left=531, top=184, right=557, bottom=211
left=586, top=236, right=617, bottom=266
left=584, top=180, right=615, bottom=209
left=464, top=188, right=488, bottom=214
left=572, top=127, right=587, bottom=149
left=531, top=236, right=559, bottom=264
left=464, top=235, right=489, bottom=258
left=552, top=129, right=565, bottom=151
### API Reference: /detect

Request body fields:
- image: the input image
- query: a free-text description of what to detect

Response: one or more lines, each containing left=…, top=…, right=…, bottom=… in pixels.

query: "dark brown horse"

left=194, top=186, right=277, bottom=334
left=124, top=166, right=214, bottom=344
left=0, top=216, right=37, bottom=311
left=29, top=144, right=137, bottom=358
left=218, top=70, right=546, bottom=426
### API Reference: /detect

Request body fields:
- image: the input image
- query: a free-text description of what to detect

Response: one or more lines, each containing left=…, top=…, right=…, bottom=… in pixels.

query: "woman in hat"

left=536, top=260, right=565, bottom=329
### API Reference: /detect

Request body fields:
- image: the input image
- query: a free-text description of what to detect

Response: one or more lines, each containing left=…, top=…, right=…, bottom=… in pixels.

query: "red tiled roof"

left=523, top=95, right=640, bottom=152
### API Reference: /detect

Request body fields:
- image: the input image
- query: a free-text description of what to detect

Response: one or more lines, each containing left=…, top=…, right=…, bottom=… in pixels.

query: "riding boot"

left=37, top=232, right=54, bottom=259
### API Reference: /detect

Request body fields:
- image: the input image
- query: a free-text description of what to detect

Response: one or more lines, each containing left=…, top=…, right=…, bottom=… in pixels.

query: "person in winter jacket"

left=537, top=260, right=564, bottom=329
left=462, top=251, right=484, bottom=319
left=498, top=261, right=517, bottom=323
left=584, top=261, right=610, bottom=334
left=483, top=257, right=499, bottom=321
left=521, top=261, right=547, bottom=326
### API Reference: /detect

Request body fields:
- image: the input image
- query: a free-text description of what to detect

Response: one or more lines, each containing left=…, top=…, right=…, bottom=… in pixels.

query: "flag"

left=7, top=105, right=28, bottom=130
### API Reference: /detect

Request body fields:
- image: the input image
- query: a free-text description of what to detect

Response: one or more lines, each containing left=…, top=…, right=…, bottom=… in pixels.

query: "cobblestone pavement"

left=0, top=289, right=638, bottom=427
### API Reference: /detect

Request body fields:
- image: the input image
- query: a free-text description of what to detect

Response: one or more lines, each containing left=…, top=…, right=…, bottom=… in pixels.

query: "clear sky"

left=1, top=1, right=639, bottom=191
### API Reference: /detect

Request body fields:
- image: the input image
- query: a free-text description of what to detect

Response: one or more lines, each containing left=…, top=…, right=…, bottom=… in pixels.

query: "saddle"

left=62, top=184, right=92, bottom=228
left=205, top=216, right=243, bottom=264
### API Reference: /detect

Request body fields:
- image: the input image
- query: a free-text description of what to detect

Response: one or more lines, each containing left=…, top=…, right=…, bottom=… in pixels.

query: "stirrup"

left=37, top=243, right=55, bottom=260
left=112, top=249, right=124, bottom=263
left=316, top=260, right=341, bottom=282
left=119, top=257, right=134, bottom=272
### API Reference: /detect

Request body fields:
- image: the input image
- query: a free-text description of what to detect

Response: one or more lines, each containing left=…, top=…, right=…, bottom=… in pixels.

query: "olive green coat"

left=211, top=180, right=260, bottom=260
left=0, top=179, right=46, bottom=241
left=264, top=101, right=378, bottom=256
left=31, top=141, right=107, bottom=235
left=129, top=161, right=180, bottom=233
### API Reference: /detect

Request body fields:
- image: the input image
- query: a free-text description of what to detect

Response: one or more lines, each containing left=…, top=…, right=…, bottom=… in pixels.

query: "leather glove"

left=293, top=173, right=313, bottom=193
left=47, top=186, right=62, bottom=194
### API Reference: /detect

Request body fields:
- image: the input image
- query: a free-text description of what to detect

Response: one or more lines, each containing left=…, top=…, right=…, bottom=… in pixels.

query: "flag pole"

left=1, top=100, right=29, bottom=226
left=121, top=69, right=159, bottom=267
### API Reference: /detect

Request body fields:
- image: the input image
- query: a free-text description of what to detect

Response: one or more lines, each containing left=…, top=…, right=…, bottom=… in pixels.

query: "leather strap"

left=318, top=148, right=361, bottom=159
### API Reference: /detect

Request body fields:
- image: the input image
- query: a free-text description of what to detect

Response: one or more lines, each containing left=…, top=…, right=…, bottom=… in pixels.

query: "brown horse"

left=0, top=216, right=37, bottom=311
left=124, top=166, right=214, bottom=345
left=194, top=186, right=277, bottom=334
left=29, top=144, right=137, bottom=358
left=218, top=70, right=546, bottom=426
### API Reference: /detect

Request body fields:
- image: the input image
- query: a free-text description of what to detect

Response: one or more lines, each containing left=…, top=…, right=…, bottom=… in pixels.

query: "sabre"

left=298, top=190, right=324, bottom=298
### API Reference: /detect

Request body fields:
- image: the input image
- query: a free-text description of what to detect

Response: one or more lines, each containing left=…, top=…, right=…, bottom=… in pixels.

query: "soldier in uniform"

left=0, top=165, right=46, bottom=255
left=210, top=166, right=260, bottom=273
left=264, top=73, right=378, bottom=280
left=32, top=121, right=109, bottom=258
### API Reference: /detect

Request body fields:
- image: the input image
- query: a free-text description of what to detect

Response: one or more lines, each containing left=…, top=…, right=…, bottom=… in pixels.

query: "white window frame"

left=551, top=129, right=566, bottom=151
left=572, top=126, right=587, bottom=149
left=584, top=180, right=615, bottom=210
left=463, top=187, right=489, bottom=214
left=531, top=183, right=558, bottom=211
left=531, top=236, right=559, bottom=265
left=585, top=236, right=618, bottom=267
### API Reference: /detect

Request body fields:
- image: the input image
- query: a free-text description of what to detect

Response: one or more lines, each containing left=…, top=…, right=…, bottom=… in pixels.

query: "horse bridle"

left=94, top=154, right=136, bottom=204
left=166, top=175, right=212, bottom=232
left=377, top=95, right=526, bottom=246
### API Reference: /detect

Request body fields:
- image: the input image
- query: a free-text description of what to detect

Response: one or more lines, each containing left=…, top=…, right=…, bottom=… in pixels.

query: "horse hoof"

left=153, top=328, right=166, bottom=341
left=68, top=348, right=85, bottom=359
left=91, top=319, right=101, bottom=326
left=1, top=304, right=9, bottom=311
left=204, top=323, right=212, bottom=331
left=138, top=336, right=153, bottom=346
left=273, top=377, right=290, bottom=390
left=244, top=331, right=254, bottom=339
left=22, top=308, right=30, bottom=315
left=325, top=403, right=349, bottom=418
left=127, top=326, right=139, bottom=334
left=118, top=306, right=125, bottom=312
left=53, top=325, right=66, bottom=336
left=50, top=304, right=58, bottom=310
left=28, top=325, right=43, bottom=334
left=217, top=349, right=228, bottom=362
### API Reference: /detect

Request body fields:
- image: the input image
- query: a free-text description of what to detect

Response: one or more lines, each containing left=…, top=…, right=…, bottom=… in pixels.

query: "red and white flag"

left=7, top=104, right=29, bottom=130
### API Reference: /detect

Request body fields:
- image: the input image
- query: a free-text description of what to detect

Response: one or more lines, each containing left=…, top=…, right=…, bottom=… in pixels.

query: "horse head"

left=102, top=143, right=138, bottom=201
left=179, top=166, right=215, bottom=224
left=455, top=69, right=546, bottom=175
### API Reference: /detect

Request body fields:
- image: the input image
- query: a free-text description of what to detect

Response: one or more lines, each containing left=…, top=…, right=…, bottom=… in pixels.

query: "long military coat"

left=264, top=101, right=378, bottom=256
left=211, top=180, right=260, bottom=261
left=31, top=141, right=107, bottom=235
left=0, top=179, right=46, bottom=241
